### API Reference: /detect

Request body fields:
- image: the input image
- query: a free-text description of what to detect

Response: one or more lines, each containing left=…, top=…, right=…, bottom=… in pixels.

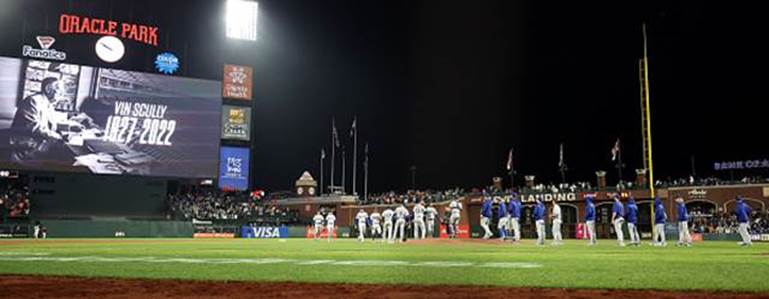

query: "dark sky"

left=251, top=0, right=768, bottom=192
left=1, top=0, right=767, bottom=193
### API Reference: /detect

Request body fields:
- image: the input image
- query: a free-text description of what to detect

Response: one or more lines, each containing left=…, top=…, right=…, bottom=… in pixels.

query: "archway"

left=686, top=200, right=717, bottom=233
left=559, top=203, right=578, bottom=238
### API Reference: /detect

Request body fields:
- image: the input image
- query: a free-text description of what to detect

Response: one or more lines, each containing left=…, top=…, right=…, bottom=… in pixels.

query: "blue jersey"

left=676, top=202, right=688, bottom=222
left=481, top=198, right=492, bottom=218
left=509, top=199, right=521, bottom=218
left=533, top=202, right=545, bottom=221
left=497, top=202, right=508, bottom=218
left=654, top=198, right=666, bottom=224
left=584, top=197, right=596, bottom=221
left=735, top=200, right=751, bottom=223
left=625, top=200, right=638, bottom=224
left=612, top=201, right=624, bottom=219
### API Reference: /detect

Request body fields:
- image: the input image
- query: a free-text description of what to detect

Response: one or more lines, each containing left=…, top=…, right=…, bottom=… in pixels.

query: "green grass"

left=0, top=238, right=768, bottom=292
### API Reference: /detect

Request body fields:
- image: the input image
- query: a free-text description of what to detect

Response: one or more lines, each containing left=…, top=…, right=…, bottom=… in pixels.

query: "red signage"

left=439, top=224, right=470, bottom=239
left=222, top=64, right=253, bottom=100
left=59, top=14, right=159, bottom=46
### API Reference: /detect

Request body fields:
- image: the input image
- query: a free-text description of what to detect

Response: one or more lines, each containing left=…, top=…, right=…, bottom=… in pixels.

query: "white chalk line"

left=0, top=255, right=541, bottom=269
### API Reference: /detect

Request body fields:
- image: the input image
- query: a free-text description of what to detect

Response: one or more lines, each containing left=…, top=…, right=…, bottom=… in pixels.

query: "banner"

left=0, top=56, right=221, bottom=178
left=221, top=105, right=251, bottom=141
left=242, top=226, right=288, bottom=238
left=193, top=233, right=235, bottom=238
left=439, top=224, right=470, bottom=239
left=305, top=226, right=338, bottom=239
left=218, top=146, right=250, bottom=190
left=222, top=64, right=253, bottom=100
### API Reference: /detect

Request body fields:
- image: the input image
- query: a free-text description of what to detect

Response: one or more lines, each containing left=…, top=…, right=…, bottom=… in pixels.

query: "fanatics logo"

left=36, top=36, right=56, bottom=50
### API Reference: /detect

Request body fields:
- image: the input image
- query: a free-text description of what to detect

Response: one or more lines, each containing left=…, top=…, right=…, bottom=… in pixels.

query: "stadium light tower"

left=226, top=0, right=259, bottom=41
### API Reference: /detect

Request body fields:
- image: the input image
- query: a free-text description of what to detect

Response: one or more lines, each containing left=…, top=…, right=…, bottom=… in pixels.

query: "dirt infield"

left=2, top=275, right=768, bottom=299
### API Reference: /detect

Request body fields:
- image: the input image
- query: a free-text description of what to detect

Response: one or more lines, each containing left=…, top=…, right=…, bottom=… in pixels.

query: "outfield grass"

left=0, top=238, right=767, bottom=292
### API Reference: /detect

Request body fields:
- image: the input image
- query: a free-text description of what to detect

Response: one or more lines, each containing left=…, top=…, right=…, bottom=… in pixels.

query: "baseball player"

left=508, top=193, right=522, bottom=242
left=325, top=211, right=337, bottom=242
left=480, top=193, right=493, bottom=239
left=551, top=200, right=563, bottom=245
left=425, top=203, right=438, bottom=238
left=496, top=197, right=509, bottom=241
left=626, top=197, right=640, bottom=246
left=653, top=196, right=667, bottom=246
left=394, top=203, right=410, bottom=242
left=585, top=196, right=597, bottom=245
left=413, top=201, right=427, bottom=239
left=382, top=207, right=395, bottom=242
left=675, top=197, right=692, bottom=247
left=448, top=198, right=462, bottom=239
left=611, top=195, right=625, bottom=247
left=370, top=209, right=382, bottom=240
left=312, top=211, right=325, bottom=240
left=533, top=199, right=546, bottom=246
left=356, top=209, right=368, bottom=242
left=735, top=196, right=753, bottom=246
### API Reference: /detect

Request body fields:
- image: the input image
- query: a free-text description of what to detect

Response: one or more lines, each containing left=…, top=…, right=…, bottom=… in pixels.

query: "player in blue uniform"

left=735, top=196, right=753, bottom=246
left=497, top=197, right=509, bottom=241
left=533, top=199, right=546, bottom=246
left=508, top=193, right=522, bottom=242
left=625, top=197, right=640, bottom=246
left=585, top=196, right=597, bottom=245
left=611, top=195, right=625, bottom=246
left=653, top=197, right=667, bottom=247
left=480, top=193, right=493, bottom=239
left=675, top=197, right=692, bottom=247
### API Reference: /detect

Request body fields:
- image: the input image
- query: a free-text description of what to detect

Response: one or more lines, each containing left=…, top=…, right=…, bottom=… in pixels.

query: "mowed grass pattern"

left=0, top=238, right=768, bottom=292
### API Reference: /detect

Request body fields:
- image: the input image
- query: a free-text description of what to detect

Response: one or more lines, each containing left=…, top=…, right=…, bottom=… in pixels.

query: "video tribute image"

left=0, top=56, right=221, bottom=178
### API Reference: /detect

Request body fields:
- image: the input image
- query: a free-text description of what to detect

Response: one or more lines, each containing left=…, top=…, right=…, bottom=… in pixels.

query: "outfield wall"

left=42, top=219, right=193, bottom=238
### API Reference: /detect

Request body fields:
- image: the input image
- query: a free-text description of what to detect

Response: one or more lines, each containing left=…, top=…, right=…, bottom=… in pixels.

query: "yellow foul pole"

left=642, top=23, right=656, bottom=236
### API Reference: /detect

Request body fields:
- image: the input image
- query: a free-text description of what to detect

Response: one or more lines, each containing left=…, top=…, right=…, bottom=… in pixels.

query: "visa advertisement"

left=241, top=226, right=288, bottom=238
left=218, top=146, right=249, bottom=190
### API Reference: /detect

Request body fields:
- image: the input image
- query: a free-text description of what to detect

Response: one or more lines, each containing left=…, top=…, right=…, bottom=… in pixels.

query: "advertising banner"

left=0, top=56, right=221, bottom=178
left=221, top=105, right=251, bottom=141
left=222, top=64, right=253, bottom=100
left=439, top=224, right=470, bottom=239
left=242, top=226, right=288, bottom=238
left=218, top=146, right=250, bottom=190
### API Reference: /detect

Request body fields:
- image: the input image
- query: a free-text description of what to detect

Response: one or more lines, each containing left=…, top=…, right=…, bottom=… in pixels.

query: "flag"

left=611, top=138, right=620, bottom=161
left=558, top=143, right=565, bottom=168
left=332, top=120, right=340, bottom=148
left=506, top=148, right=514, bottom=171
left=321, top=148, right=326, bottom=159
left=349, top=118, right=356, bottom=138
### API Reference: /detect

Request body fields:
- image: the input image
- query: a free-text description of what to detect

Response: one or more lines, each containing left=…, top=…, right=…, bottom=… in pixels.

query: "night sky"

left=251, top=0, right=768, bottom=193
left=1, top=0, right=767, bottom=193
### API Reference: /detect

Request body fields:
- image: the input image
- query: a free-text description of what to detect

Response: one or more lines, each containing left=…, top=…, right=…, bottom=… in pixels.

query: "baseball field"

left=1, top=238, right=768, bottom=298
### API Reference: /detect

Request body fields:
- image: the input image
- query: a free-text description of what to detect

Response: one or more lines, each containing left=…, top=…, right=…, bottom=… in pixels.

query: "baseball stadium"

left=1, top=1, right=768, bottom=298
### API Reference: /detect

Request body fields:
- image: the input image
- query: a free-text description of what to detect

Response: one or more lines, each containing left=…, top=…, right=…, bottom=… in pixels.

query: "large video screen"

left=0, top=56, right=221, bottom=178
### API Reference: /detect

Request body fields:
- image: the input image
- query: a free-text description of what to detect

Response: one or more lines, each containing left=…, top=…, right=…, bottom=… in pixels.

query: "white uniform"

left=394, top=206, right=409, bottom=241
left=425, top=206, right=438, bottom=238
left=312, top=214, right=325, bottom=239
left=370, top=212, right=382, bottom=238
left=449, top=200, right=462, bottom=238
left=413, top=203, right=426, bottom=239
left=551, top=204, right=563, bottom=245
left=325, top=214, right=336, bottom=241
left=382, top=209, right=394, bottom=242
left=356, top=210, right=368, bottom=242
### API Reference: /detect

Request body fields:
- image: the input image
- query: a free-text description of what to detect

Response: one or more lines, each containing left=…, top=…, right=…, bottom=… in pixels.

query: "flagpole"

left=330, top=118, right=336, bottom=192
left=364, top=143, right=369, bottom=202
left=616, top=140, right=624, bottom=185
left=342, top=147, right=346, bottom=195
left=352, top=117, right=357, bottom=196
left=320, top=149, right=324, bottom=196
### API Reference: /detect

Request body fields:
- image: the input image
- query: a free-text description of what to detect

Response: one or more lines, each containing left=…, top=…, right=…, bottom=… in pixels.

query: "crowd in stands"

left=0, top=177, right=30, bottom=220
left=166, top=188, right=298, bottom=224
left=360, top=189, right=463, bottom=205
left=690, top=210, right=769, bottom=234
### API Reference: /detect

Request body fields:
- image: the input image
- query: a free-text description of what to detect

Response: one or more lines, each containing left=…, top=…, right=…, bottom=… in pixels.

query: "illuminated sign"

left=59, top=14, right=159, bottom=46
left=221, top=105, right=251, bottom=141
left=155, top=52, right=179, bottom=74
left=222, top=64, right=253, bottom=100
left=22, top=36, right=66, bottom=61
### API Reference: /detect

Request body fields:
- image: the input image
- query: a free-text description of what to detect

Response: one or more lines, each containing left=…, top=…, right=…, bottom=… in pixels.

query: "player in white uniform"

left=448, top=199, right=462, bottom=238
left=394, top=204, right=410, bottom=242
left=382, top=208, right=395, bottom=243
left=312, top=211, right=325, bottom=240
left=413, top=201, right=427, bottom=239
left=325, top=212, right=336, bottom=242
left=370, top=209, right=382, bottom=240
left=356, top=209, right=369, bottom=242
left=425, top=203, right=438, bottom=238
left=551, top=201, right=563, bottom=245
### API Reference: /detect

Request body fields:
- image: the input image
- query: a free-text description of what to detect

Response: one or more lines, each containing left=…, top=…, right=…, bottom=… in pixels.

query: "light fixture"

left=226, top=0, right=258, bottom=41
